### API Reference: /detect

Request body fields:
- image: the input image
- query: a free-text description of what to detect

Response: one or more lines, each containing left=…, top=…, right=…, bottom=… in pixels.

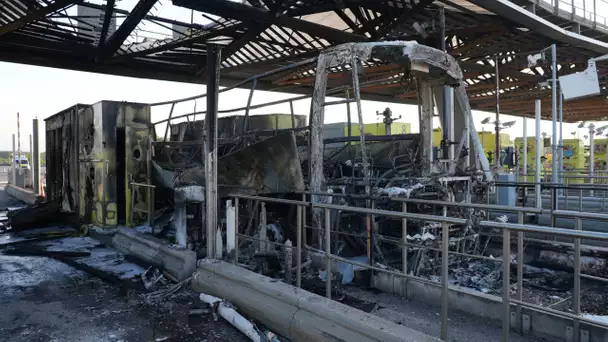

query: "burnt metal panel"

left=45, top=101, right=152, bottom=227
left=44, top=104, right=88, bottom=214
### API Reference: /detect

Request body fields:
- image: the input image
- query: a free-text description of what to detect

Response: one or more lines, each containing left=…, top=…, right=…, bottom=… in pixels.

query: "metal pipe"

left=535, top=100, right=542, bottom=208
left=551, top=44, right=558, bottom=185
left=324, top=207, right=332, bottom=299
left=502, top=228, right=511, bottom=342
left=296, top=204, right=302, bottom=288
left=314, top=202, right=468, bottom=225
left=402, top=202, right=408, bottom=277
left=441, top=222, right=449, bottom=341
left=574, top=217, right=581, bottom=342
left=242, top=78, right=258, bottom=133
left=151, top=57, right=317, bottom=106
left=481, top=220, right=608, bottom=241
left=234, top=197, right=239, bottom=265
left=289, top=100, right=295, bottom=129
left=163, top=103, right=175, bottom=142
left=516, top=212, right=524, bottom=333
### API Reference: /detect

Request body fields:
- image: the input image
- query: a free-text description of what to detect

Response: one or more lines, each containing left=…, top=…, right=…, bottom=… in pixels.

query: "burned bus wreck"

left=43, top=41, right=492, bottom=295
left=145, top=41, right=492, bottom=281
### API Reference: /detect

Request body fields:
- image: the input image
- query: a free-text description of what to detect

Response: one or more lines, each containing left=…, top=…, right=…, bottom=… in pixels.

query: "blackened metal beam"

left=205, top=44, right=221, bottom=258
left=377, top=0, right=434, bottom=38
left=101, top=0, right=157, bottom=59
left=334, top=9, right=364, bottom=35
left=96, top=0, right=116, bottom=56
left=196, top=25, right=266, bottom=76
left=172, top=0, right=366, bottom=43
left=0, top=0, right=79, bottom=37
left=112, top=23, right=246, bottom=61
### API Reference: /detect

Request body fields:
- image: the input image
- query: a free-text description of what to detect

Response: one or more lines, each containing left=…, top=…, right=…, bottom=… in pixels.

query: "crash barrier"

left=192, top=259, right=440, bottom=342
left=112, top=227, right=196, bottom=281
left=6, top=184, right=39, bottom=205
left=228, top=193, right=608, bottom=342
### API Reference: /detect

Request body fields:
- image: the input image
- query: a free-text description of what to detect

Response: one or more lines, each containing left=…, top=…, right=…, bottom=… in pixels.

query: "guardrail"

left=226, top=193, right=608, bottom=341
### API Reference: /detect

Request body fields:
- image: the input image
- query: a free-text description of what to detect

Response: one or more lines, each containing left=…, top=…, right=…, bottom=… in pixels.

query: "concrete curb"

left=112, top=227, right=196, bottom=281
left=6, top=184, right=38, bottom=205
left=192, top=259, right=439, bottom=342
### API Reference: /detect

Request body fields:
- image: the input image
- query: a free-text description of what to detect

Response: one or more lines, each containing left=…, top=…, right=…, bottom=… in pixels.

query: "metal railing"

left=226, top=192, right=608, bottom=341
left=546, top=0, right=608, bottom=30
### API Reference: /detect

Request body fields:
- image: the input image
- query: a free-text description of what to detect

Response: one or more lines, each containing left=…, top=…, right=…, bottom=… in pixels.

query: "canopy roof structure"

left=2, top=0, right=608, bottom=122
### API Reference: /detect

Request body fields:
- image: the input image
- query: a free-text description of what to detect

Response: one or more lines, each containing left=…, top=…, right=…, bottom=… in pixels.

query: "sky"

left=2, top=0, right=608, bottom=152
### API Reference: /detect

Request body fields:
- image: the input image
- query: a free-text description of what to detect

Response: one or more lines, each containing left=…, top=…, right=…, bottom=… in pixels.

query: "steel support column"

left=205, top=45, right=221, bottom=258
left=551, top=44, right=558, bottom=185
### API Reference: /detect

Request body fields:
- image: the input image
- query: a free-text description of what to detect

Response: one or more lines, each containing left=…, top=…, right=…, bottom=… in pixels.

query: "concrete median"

left=6, top=184, right=39, bottom=205
left=192, top=259, right=439, bottom=342
left=112, top=227, right=196, bottom=281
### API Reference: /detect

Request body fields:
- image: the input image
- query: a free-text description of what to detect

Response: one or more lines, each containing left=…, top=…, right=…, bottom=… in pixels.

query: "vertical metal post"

left=439, top=7, right=450, bottom=162
left=163, top=103, right=175, bottom=142
left=559, top=91, right=564, bottom=190
left=441, top=221, right=449, bottom=341
left=33, top=119, right=39, bottom=195
left=594, top=0, right=597, bottom=24
left=551, top=44, right=558, bottom=185
left=296, top=204, right=302, bottom=288
left=242, top=78, right=257, bottom=133
left=465, top=103, right=471, bottom=170
left=502, top=228, right=511, bottom=342
left=234, top=197, right=240, bottom=265
left=535, top=100, right=542, bottom=209
left=11, top=134, right=16, bottom=186
left=205, top=44, right=221, bottom=258
left=551, top=187, right=557, bottom=227
left=495, top=55, right=501, bottom=168
left=351, top=59, right=370, bottom=195
left=589, top=124, right=595, bottom=197
left=324, top=207, right=332, bottom=299
left=289, top=100, right=295, bottom=128
left=17, top=112, right=21, bottom=171
left=402, top=202, right=408, bottom=277
left=517, top=212, right=524, bottom=333
left=523, top=118, right=528, bottom=179
left=302, top=193, right=307, bottom=248
left=310, top=56, right=329, bottom=249
left=574, top=217, right=582, bottom=342
left=29, top=134, right=32, bottom=189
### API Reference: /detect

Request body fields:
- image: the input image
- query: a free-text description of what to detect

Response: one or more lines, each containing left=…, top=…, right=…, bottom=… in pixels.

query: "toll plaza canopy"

left=2, top=0, right=608, bottom=122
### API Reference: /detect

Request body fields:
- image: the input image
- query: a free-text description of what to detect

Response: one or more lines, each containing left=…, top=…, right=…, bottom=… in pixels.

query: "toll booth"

left=45, top=101, right=152, bottom=227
